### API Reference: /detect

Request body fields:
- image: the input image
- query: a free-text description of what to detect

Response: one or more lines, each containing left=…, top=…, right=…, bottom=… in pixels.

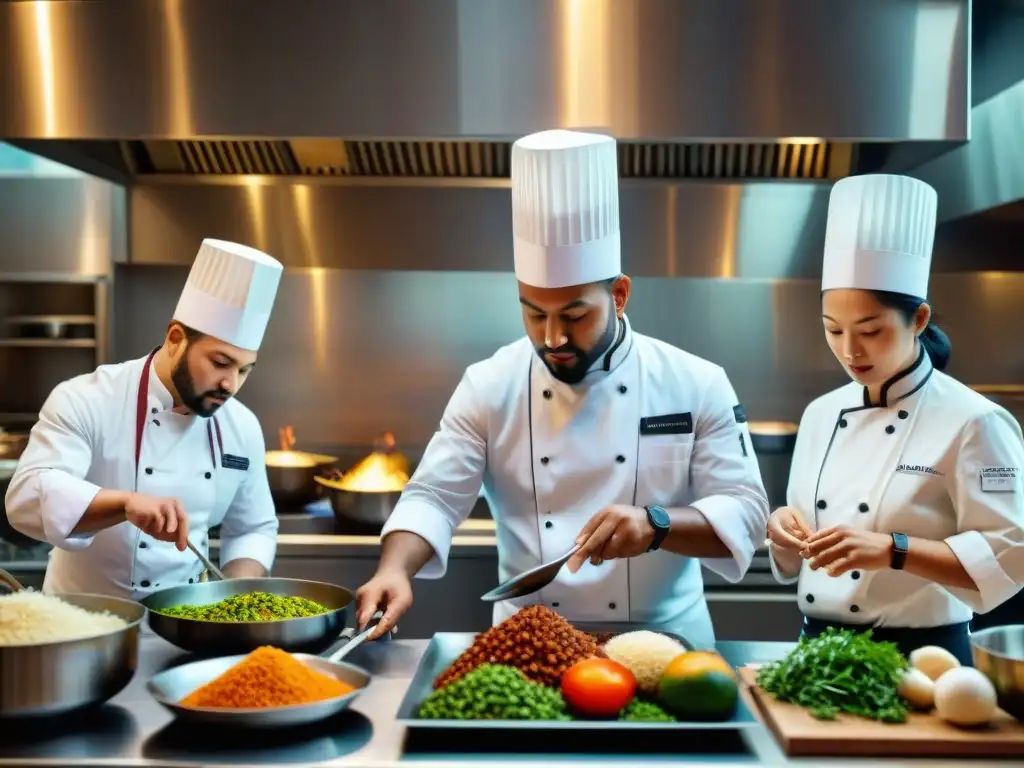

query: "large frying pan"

left=141, top=576, right=355, bottom=656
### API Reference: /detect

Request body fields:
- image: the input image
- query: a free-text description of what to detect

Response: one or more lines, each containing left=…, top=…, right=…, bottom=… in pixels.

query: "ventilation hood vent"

left=124, top=139, right=846, bottom=181
left=0, top=0, right=968, bottom=185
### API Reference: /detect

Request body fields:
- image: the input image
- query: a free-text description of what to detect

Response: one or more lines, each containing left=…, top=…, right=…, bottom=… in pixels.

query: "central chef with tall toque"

left=356, top=129, right=771, bottom=647
left=767, top=174, right=1024, bottom=664
left=5, top=240, right=284, bottom=599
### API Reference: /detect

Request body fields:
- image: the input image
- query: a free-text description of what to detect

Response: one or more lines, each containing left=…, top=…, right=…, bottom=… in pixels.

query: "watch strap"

left=645, top=505, right=670, bottom=552
left=890, top=532, right=909, bottom=570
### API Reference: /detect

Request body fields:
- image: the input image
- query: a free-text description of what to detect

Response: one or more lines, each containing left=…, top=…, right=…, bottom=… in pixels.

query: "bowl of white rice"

left=0, top=589, right=147, bottom=717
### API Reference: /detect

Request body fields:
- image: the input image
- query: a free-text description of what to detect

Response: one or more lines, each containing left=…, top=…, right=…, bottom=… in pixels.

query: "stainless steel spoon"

left=187, top=539, right=226, bottom=582
left=480, top=543, right=581, bottom=602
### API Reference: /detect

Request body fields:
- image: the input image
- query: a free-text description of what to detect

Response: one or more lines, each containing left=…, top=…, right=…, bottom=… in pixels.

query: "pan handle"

left=0, top=567, right=25, bottom=594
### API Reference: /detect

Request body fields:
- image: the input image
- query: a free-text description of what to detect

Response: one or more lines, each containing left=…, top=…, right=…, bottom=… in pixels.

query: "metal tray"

left=395, top=625, right=760, bottom=731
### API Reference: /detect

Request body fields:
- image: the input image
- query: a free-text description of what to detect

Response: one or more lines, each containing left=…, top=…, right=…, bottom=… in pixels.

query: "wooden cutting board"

left=739, top=666, right=1024, bottom=757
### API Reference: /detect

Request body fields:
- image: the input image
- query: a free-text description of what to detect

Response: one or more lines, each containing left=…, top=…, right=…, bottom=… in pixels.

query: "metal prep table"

left=0, top=634, right=1008, bottom=768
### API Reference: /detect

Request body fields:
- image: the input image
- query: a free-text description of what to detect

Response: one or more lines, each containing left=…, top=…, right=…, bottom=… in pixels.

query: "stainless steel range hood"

left=0, top=0, right=969, bottom=178
left=0, top=0, right=972, bottom=277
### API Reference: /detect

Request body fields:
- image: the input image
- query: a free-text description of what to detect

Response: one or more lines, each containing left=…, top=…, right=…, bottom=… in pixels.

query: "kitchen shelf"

left=6, top=314, right=96, bottom=325
left=0, top=338, right=95, bottom=348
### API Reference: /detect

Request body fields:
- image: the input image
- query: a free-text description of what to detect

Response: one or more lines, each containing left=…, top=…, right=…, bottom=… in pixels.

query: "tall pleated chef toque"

left=511, top=129, right=621, bottom=288
left=173, top=239, right=284, bottom=351
left=822, top=174, right=938, bottom=300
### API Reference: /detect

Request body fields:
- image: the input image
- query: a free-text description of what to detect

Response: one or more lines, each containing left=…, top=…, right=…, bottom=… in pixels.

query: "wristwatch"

left=890, top=532, right=909, bottom=570
left=644, top=505, right=671, bottom=552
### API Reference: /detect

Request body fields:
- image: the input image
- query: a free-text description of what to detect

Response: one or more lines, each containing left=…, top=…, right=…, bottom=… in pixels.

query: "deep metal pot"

left=0, top=570, right=147, bottom=718
left=315, top=478, right=402, bottom=526
left=141, top=577, right=355, bottom=656
left=970, top=624, right=1024, bottom=722
left=0, top=431, right=28, bottom=461
left=265, top=450, right=338, bottom=508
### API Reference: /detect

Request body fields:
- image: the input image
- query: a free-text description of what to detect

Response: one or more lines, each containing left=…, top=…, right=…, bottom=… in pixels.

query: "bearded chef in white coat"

left=767, top=174, right=1024, bottom=665
left=5, top=239, right=284, bottom=599
left=356, top=129, right=771, bottom=647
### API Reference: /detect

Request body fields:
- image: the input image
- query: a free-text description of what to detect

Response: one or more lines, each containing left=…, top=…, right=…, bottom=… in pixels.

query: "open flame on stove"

left=322, top=432, right=410, bottom=493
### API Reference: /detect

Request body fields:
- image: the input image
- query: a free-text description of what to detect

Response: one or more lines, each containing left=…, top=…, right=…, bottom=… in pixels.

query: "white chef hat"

left=822, top=174, right=938, bottom=299
left=173, top=239, right=284, bottom=351
left=510, top=129, right=621, bottom=289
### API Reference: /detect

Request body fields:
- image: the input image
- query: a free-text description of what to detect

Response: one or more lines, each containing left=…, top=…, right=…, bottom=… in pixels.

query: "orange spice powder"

left=180, top=646, right=355, bottom=709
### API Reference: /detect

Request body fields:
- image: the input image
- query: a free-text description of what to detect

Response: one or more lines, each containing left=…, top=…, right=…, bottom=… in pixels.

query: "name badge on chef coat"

left=640, top=412, right=693, bottom=435
left=981, top=467, right=1018, bottom=493
left=222, top=454, right=250, bottom=471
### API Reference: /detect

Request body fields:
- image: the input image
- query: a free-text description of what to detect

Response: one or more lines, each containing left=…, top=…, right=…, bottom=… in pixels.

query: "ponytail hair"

left=869, top=290, right=952, bottom=372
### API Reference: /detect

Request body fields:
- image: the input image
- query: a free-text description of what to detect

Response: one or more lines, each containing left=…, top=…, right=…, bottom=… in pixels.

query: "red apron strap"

left=135, top=350, right=159, bottom=474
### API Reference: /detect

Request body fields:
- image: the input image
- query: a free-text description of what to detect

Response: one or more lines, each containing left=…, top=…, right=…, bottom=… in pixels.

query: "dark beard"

left=536, top=307, right=620, bottom=385
left=171, top=351, right=231, bottom=418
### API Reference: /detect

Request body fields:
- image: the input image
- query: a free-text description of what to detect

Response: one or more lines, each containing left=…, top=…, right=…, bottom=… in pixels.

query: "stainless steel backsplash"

left=113, top=267, right=1024, bottom=457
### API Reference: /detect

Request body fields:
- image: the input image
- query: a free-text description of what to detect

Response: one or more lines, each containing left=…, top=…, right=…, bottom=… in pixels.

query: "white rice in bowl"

left=0, top=591, right=128, bottom=645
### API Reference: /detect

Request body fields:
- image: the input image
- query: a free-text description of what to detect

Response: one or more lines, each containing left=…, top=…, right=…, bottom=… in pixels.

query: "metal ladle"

left=480, top=543, right=581, bottom=602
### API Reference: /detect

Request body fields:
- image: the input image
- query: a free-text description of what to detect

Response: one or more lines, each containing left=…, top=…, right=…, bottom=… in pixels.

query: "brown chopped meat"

left=432, top=605, right=601, bottom=689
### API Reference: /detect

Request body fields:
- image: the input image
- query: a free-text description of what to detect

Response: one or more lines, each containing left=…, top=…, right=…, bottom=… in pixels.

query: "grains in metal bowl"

left=0, top=591, right=128, bottom=645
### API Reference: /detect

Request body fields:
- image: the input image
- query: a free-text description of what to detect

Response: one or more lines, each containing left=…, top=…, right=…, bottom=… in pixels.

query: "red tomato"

left=560, top=658, right=636, bottom=717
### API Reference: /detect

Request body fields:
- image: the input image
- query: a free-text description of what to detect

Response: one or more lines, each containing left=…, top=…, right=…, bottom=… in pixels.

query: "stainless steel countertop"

left=0, top=634, right=1003, bottom=768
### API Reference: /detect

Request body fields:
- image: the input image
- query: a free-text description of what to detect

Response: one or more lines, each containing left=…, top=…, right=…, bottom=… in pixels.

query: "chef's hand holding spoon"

left=125, top=492, right=189, bottom=552
left=567, top=505, right=654, bottom=573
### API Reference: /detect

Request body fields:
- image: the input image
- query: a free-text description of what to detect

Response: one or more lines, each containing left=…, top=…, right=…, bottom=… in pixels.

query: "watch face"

left=647, top=505, right=671, bottom=528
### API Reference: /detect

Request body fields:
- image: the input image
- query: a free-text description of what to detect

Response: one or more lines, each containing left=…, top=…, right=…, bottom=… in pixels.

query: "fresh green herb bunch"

left=619, top=698, right=677, bottom=722
left=416, top=664, right=571, bottom=721
left=155, top=592, right=329, bottom=622
left=756, top=627, right=909, bottom=723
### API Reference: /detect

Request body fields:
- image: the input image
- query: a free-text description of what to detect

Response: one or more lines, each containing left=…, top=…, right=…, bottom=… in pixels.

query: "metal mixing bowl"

left=971, top=624, right=1024, bottom=721
left=0, top=587, right=147, bottom=717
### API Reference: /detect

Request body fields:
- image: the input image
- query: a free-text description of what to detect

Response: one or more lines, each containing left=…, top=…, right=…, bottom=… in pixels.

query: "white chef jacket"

left=771, top=346, right=1024, bottom=627
left=380, top=316, right=770, bottom=649
left=5, top=353, right=279, bottom=600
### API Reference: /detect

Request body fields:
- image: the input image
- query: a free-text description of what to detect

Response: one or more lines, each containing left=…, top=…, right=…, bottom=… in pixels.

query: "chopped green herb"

left=756, top=627, right=909, bottom=723
left=619, top=698, right=677, bottom=722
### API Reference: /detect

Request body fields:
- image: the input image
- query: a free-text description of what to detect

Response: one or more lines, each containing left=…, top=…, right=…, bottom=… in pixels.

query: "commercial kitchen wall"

left=113, top=267, right=1024, bottom=459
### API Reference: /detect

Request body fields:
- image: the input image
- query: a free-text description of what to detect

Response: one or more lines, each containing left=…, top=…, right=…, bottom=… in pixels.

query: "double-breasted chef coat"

left=771, top=346, right=1024, bottom=626
left=380, top=316, right=771, bottom=649
left=5, top=352, right=279, bottom=600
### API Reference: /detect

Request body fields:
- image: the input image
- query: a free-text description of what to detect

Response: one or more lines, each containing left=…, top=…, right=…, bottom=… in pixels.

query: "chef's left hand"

left=801, top=525, right=892, bottom=576
left=567, top=505, right=653, bottom=574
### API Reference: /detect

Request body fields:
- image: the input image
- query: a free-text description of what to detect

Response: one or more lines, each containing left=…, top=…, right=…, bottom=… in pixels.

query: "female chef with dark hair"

left=767, top=174, right=1024, bottom=665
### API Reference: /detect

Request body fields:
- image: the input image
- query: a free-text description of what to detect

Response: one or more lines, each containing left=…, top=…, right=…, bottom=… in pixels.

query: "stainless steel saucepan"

left=0, top=569, right=147, bottom=717
left=141, top=576, right=355, bottom=656
left=146, top=614, right=383, bottom=728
